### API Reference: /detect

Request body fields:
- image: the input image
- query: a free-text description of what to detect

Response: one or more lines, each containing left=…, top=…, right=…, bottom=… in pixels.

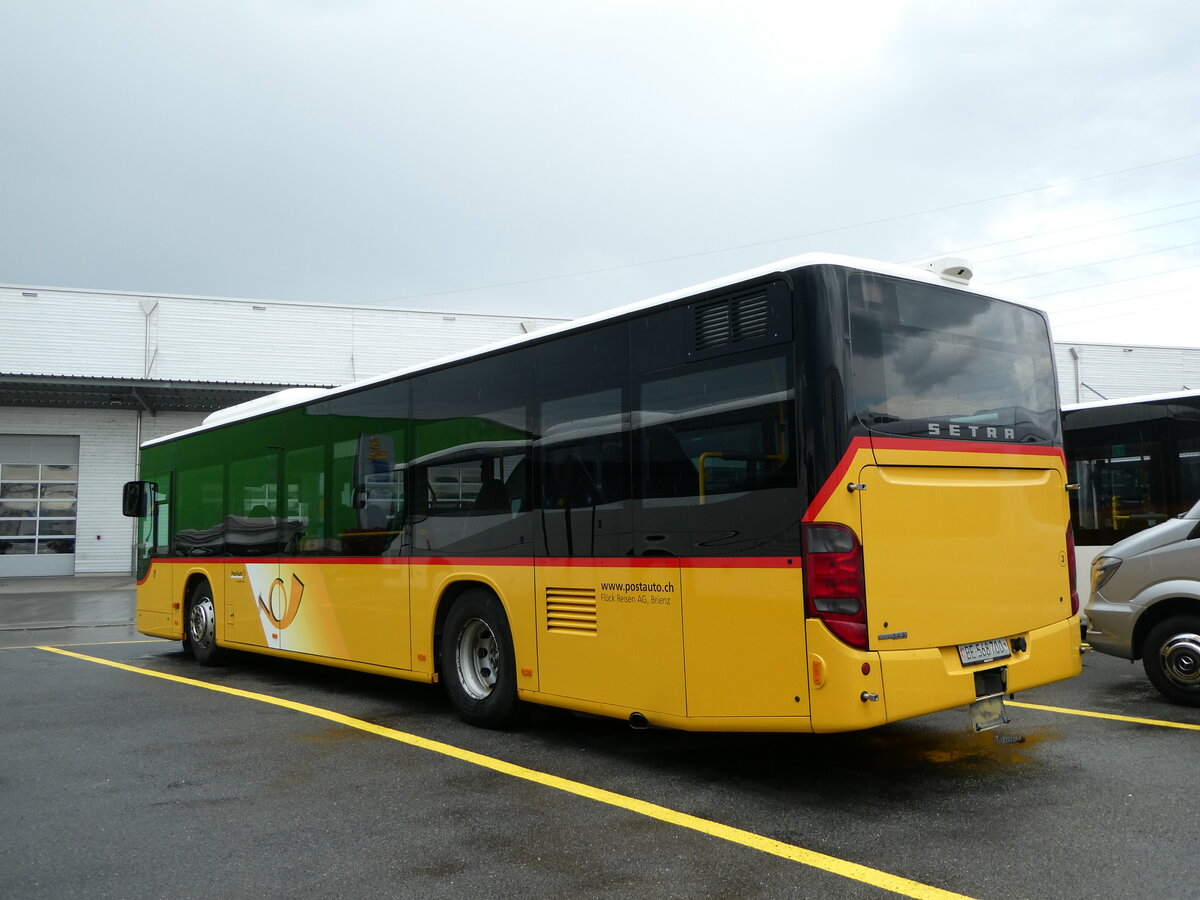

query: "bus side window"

left=152, top=479, right=170, bottom=554
left=634, top=354, right=800, bottom=556
left=283, top=443, right=326, bottom=555
left=1182, top=437, right=1200, bottom=505
left=411, top=352, right=532, bottom=557
left=637, top=356, right=793, bottom=501
left=537, top=385, right=630, bottom=558
left=131, top=474, right=170, bottom=577
left=642, top=426, right=699, bottom=498
left=175, top=462, right=225, bottom=556
left=228, top=446, right=281, bottom=556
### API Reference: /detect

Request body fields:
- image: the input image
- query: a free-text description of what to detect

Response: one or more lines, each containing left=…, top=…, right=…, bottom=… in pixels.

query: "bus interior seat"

left=357, top=503, right=388, bottom=529
left=644, top=427, right=698, bottom=498
left=565, top=454, right=602, bottom=507
left=470, top=478, right=510, bottom=515
left=504, top=457, right=530, bottom=513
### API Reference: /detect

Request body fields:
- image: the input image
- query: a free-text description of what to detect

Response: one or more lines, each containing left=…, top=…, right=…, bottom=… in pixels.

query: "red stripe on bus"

left=802, top=436, right=872, bottom=522
left=802, top=436, right=1064, bottom=522
left=677, top=557, right=799, bottom=569
left=537, top=556, right=798, bottom=569
left=143, top=555, right=799, bottom=570
left=869, top=437, right=1064, bottom=457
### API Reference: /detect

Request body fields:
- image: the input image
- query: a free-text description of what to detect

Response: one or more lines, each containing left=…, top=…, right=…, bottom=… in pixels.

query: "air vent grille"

left=546, top=587, right=598, bottom=635
left=694, top=290, right=770, bottom=351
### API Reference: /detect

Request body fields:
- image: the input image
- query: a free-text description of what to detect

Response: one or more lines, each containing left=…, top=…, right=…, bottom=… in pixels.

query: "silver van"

left=1084, top=497, right=1200, bottom=705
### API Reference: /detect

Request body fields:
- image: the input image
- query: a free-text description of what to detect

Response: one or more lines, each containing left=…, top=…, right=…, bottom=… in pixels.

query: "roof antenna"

left=924, top=257, right=973, bottom=285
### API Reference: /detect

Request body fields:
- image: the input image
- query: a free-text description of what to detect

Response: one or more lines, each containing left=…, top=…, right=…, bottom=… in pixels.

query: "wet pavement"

left=4, top=572, right=1198, bottom=898
left=0, top=574, right=137, bottom=637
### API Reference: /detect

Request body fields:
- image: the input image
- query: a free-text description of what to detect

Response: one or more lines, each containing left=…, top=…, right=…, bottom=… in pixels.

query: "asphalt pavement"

left=4, top=573, right=1198, bottom=899
left=0, top=574, right=136, bottom=636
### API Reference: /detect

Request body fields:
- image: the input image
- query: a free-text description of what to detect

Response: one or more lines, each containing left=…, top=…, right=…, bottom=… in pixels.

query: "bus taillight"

left=802, top=523, right=868, bottom=649
left=1066, top=525, right=1079, bottom=616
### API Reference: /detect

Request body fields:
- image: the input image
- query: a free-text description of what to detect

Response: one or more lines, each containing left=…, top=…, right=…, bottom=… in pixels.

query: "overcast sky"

left=3, top=2, right=1198, bottom=346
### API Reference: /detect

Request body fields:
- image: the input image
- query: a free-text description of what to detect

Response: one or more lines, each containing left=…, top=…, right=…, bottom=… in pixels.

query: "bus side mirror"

left=123, top=481, right=155, bottom=517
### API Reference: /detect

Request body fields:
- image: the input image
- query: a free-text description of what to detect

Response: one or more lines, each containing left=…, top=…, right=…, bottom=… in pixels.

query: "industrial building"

left=1054, top=342, right=1200, bottom=404
left=4, top=281, right=1198, bottom=578
left=1, top=284, right=562, bottom=577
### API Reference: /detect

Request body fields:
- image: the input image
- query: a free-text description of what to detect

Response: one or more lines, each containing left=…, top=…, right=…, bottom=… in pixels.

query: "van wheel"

left=1142, top=615, right=1200, bottom=706
left=185, top=581, right=230, bottom=666
left=441, top=589, right=519, bottom=727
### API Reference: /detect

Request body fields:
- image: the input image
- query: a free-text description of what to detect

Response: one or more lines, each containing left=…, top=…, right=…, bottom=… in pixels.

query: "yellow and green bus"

left=123, top=254, right=1081, bottom=733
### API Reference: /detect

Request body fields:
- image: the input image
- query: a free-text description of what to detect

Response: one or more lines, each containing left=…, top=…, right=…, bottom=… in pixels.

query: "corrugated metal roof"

left=1063, top=388, right=1200, bottom=412
left=0, top=374, right=324, bottom=413
left=1055, top=341, right=1200, bottom=403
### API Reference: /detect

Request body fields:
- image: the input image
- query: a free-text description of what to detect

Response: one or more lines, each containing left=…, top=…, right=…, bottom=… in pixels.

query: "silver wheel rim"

left=455, top=617, right=498, bottom=701
left=1160, top=632, right=1200, bottom=689
left=188, top=595, right=216, bottom=650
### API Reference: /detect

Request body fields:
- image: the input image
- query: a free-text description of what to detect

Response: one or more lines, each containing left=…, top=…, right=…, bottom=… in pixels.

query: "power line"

left=1050, top=285, right=1200, bottom=325
left=987, top=239, right=1200, bottom=285
left=901, top=198, right=1200, bottom=264
left=1027, top=261, right=1200, bottom=299
left=1045, top=282, right=1199, bottom=317
left=371, top=152, right=1200, bottom=304
left=973, top=213, right=1200, bottom=265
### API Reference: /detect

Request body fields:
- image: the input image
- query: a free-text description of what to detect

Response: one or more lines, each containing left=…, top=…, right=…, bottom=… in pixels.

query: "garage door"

left=0, top=435, right=80, bottom=577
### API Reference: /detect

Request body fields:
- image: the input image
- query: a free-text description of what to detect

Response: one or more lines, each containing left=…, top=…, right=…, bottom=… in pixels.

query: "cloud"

left=1, top=1, right=1198, bottom=343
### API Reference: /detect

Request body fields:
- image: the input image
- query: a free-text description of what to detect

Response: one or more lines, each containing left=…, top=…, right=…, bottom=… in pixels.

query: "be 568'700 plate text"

left=957, top=637, right=1011, bottom=666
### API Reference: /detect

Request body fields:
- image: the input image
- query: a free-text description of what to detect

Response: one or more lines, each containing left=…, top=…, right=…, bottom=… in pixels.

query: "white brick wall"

left=74, top=409, right=140, bottom=573
left=3, top=292, right=147, bottom=377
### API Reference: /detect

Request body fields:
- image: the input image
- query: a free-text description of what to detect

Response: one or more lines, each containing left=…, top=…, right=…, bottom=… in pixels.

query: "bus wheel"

left=1143, top=615, right=1200, bottom=706
left=441, top=589, right=519, bottom=728
left=185, top=581, right=230, bottom=666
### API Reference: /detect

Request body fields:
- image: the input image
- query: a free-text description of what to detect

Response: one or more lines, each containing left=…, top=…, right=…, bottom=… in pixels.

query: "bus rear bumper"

left=876, top=615, right=1083, bottom=724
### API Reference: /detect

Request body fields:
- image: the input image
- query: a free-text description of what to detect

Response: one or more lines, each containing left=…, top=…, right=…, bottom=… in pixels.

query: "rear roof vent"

left=693, top=289, right=770, bottom=351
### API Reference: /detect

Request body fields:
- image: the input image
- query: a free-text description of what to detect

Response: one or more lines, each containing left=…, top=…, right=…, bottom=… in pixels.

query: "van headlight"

left=1091, top=556, right=1122, bottom=594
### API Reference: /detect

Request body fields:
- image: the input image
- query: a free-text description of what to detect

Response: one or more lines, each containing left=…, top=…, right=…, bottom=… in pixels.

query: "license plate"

left=968, top=695, right=1009, bottom=732
left=957, top=637, right=1012, bottom=667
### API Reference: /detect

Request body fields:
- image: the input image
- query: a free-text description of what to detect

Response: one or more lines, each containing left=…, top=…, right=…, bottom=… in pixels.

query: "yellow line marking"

left=1009, top=700, right=1200, bottom=731
left=2, top=640, right=162, bottom=651
left=37, top=645, right=971, bottom=900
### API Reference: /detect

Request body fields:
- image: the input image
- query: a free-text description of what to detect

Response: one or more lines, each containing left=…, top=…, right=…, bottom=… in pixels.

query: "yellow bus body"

left=136, top=437, right=1081, bottom=733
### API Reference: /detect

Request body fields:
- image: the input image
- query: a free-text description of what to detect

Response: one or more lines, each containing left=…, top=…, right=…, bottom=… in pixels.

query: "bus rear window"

left=848, top=274, right=1059, bottom=443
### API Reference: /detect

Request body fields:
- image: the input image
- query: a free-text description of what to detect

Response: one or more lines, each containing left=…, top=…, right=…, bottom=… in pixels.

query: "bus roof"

left=1062, top=388, right=1200, bottom=413
left=144, top=252, right=998, bottom=447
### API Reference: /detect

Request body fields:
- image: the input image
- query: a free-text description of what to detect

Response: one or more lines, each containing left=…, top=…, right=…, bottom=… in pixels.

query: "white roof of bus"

left=1062, top=388, right=1200, bottom=413
left=144, top=252, right=992, bottom=447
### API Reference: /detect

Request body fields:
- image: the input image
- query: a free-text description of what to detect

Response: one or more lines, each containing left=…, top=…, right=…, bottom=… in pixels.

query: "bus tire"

left=184, top=580, right=230, bottom=666
left=441, top=588, right=519, bottom=728
left=1142, top=615, right=1200, bottom=706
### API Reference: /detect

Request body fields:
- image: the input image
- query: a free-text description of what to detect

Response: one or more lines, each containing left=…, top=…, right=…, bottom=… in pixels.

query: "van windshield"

left=848, top=273, right=1059, bottom=443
